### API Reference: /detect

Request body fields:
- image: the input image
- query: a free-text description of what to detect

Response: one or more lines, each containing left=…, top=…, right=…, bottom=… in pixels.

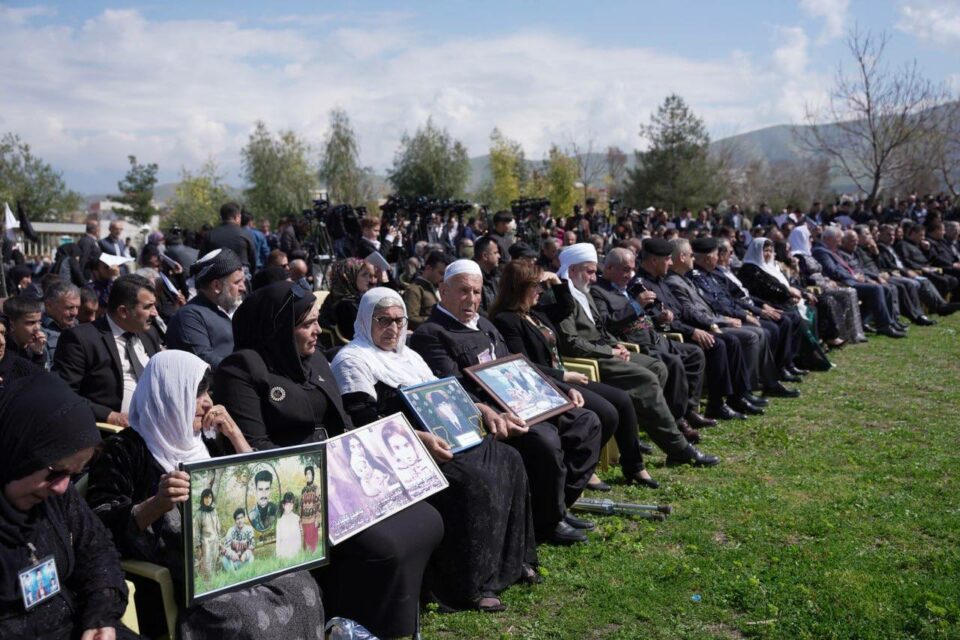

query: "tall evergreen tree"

left=319, top=108, right=375, bottom=206
left=241, top=120, right=316, bottom=223
left=623, top=94, right=723, bottom=212
left=388, top=118, right=470, bottom=198
left=113, top=155, right=159, bottom=224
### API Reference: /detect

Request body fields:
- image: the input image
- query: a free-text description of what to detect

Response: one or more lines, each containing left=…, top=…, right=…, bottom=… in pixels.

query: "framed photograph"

left=325, top=413, right=448, bottom=545
left=465, top=353, right=573, bottom=424
left=181, top=443, right=328, bottom=606
left=398, top=377, right=485, bottom=454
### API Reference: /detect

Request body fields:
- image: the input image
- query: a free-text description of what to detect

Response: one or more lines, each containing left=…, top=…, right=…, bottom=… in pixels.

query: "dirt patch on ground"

left=705, top=622, right=746, bottom=638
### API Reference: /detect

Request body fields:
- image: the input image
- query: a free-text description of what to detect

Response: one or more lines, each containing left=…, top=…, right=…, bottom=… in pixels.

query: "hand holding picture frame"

left=325, top=413, right=448, bottom=545
left=180, top=443, right=328, bottom=606
left=398, top=377, right=485, bottom=454
left=465, top=353, right=574, bottom=424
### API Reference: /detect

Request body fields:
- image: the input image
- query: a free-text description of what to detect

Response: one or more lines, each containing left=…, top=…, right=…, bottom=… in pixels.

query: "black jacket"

left=636, top=266, right=700, bottom=339
left=200, top=222, right=257, bottom=269
left=928, top=238, right=959, bottom=268
left=737, top=263, right=793, bottom=306
left=589, top=277, right=659, bottom=349
left=895, top=239, right=931, bottom=270
left=52, top=316, right=162, bottom=421
left=214, top=348, right=351, bottom=450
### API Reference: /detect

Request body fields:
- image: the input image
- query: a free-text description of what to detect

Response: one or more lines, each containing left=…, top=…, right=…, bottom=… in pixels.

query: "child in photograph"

left=347, top=436, right=395, bottom=498
left=196, top=488, right=222, bottom=579
left=275, top=492, right=302, bottom=559
left=381, top=421, right=433, bottom=487
left=300, top=466, right=320, bottom=553
left=221, top=508, right=255, bottom=570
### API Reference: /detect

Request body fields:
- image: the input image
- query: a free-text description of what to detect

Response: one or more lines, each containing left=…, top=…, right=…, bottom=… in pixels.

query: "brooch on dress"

left=269, top=386, right=287, bottom=402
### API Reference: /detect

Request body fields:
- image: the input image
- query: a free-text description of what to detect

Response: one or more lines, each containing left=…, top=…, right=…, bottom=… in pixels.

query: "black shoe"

left=678, top=419, right=701, bottom=444
left=742, top=393, right=769, bottom=407
left=637, top=440, right=654, bottom=455
left=666, top=445, right=720, bottom=467
left=706, top=403, right=746, bottom=421
left=877, top=325, right=906, bottom=338
left=862, top=323, right=877, bottom=333
left=627, top=472, right=660, bottom=489
left=779, top=368, right=802, bottom=383
left=936, top=302, right=960, bottom=316
left=548, top=521, right=588, bottom=545
left=685, top=410, right=718, bottom=429
left=913, top=315, right=936, bottom=326
left=563, top=513, right=596, bottom=530
left=764, top=382, right=801, bottom=398
left=893, top=321, right=909, bottom=331
left=586, top=474, right=612, bottom=492
left=729, top=396, right=765, bottom=415
left=787, top=365, right=810, bottom=376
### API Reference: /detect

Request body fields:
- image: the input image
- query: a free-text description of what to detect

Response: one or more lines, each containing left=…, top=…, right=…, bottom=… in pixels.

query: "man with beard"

left=166, top=248, right=246, bottom=367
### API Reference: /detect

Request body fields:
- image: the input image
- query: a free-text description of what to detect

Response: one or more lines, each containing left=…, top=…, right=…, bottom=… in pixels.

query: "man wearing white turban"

left=410, top=260, right=604, bottom=544
left=555, top=244, right=720, bottom=467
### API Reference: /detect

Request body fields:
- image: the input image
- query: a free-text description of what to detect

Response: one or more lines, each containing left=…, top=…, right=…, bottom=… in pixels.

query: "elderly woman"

left=318, top=258, right=375, bottom=341
left=332, top=287, right=539, bottom=613
left=86, top=350, right=324, bottom=639
left=1, top=373, right=134, bottom=640
left=215, top=280, right=442, bottom=638
left=789, top=225, right=865, bottom=344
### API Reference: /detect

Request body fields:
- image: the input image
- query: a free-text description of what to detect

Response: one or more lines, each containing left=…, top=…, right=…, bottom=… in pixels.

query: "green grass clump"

left=421, top=315, right=960, bottom=639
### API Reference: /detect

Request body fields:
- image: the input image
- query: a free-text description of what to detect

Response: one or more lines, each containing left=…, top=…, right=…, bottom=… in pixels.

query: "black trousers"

left=702, top=331, right=750, bottom=407
left=576, top=380, right=645, bottom=477
left=510, top=407, right=601, bottom=540
left=888, top=276, right=923, bottom=319
left=651, top=338, right=705, bottom=417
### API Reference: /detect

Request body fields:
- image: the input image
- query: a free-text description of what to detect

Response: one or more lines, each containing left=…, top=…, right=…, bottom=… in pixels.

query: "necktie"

left=122, top=332, right=144, bottom=380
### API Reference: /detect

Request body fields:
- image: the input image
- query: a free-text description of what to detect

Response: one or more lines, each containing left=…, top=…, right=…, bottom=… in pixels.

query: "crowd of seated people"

left=1, top=193, right=957, bottom=639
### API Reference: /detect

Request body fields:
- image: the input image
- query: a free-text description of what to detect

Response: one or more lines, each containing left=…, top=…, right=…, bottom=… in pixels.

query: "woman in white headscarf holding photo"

left=332, top=287, right=540, bottom=613
left=86, top=350, right=325, bottom=640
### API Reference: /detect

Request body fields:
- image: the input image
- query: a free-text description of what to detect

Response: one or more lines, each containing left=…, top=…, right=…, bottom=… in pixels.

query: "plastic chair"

left=121, top=559, right=179, bottom=640
left=563, top=357, right=619, bottom=470
left=96, top=422, right=124, bottom=436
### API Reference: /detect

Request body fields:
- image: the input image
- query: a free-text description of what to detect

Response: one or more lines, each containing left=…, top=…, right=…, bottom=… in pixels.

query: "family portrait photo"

left=465, top=354, right=573, bottom=424
left=399, top=377, right=485, bottom=453
left=181, top=443, right=328, bottom=605
left=325, top=413, right=448, bottom=545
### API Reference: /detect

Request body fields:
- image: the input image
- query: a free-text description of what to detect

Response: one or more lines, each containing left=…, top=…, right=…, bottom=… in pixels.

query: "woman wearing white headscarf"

left=788, top=226, right=865, bottom=344
left=332, top=287, right=539, bottom=613
left=86, top=350, right=325, bottom=640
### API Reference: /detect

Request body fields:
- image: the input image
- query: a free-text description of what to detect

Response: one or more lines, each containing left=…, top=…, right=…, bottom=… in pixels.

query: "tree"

left=166, top=160, right=229, bottom=230
left=605, top=145, right=628, bottom=198
left=545, top=145, right=579, bottom=218
left=568, top=135, right=605, bottom=201
left=797, top=29, right=948, bottom=206
left=388, top=118, right=470, bottom=198
left=0, top=132, right=83, bottom=222
left=487, top=128, right=527, bottom=210
left=242, top=120, right=316, bottom=224
left=923, top=100, right=960, bottom=197
left=623, top=94, right=725, bottom=213
left=319, top=108, right=376, bottom=206
left=113, top=155, right=159, bottom=225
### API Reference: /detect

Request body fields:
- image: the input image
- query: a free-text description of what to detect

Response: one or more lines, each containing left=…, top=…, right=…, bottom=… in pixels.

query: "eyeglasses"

left=373, top=315, right=408, bottom=329
left=43, top=466, right=72, bottom=484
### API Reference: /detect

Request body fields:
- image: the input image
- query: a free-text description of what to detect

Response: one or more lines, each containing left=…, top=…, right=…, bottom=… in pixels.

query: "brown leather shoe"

left=676, top=418, right=701, bottom=444
left=685, top=410, right=718, bottom=429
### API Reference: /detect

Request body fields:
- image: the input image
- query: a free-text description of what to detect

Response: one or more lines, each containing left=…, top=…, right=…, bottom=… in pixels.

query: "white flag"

left=4, top=202, right=18, bottom=241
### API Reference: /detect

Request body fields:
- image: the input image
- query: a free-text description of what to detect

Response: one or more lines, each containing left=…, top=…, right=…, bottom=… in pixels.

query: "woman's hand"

left=540, top=271, right=561, bottom=286
left=203, top=406, right=252, bottom=453
left=566, top=387, right=585, bottom=408
left=415, top=431, right=453, bottom=463
left=562, top=371, right=589, bottom=385
left=156, top=471, right=191, bottom=511
left=81, top=628, right=116, bottom=640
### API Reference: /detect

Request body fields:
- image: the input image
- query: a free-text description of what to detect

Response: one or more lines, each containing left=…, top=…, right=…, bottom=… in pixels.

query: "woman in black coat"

left=215, top=280, right=443, bottom=638
left=490, top=261, right=658, bottom=489
left=0, top=373, right=135, bottom=640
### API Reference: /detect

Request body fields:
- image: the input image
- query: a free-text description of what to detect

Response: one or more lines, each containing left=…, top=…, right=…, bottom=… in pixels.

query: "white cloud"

left=0, top=9, right=829, bottom=192
left=897, top=1, right=960, bottom=46
left=0, top=4, right=55, bottom=25
left=799, top=0, right=850, bottom=41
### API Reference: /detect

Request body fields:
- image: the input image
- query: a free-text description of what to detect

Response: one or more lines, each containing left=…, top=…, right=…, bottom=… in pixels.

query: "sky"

left=1, top=0, right=958, bottom=194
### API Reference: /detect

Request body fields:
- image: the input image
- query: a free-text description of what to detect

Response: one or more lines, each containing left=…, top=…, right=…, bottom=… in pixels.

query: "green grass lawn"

left=421, top=315, right=960, bottom=639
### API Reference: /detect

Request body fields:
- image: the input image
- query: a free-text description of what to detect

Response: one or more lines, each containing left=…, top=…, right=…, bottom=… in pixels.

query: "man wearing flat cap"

left=554, top=243, right=719, bottom=467
left=165, top=248, right=246, bottom=367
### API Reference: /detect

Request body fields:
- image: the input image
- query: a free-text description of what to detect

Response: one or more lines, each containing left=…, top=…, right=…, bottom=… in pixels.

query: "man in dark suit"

left=473, top=236, right=501, bottom=316
left=53, top=274, right=161, bottom=426
left=410, top=259, right=602, bottom=545
left=590, top=247, right=713, bottom=430
left=200, top=202, right=257, bottom=273
left=925, top=219, right=960, bottom=279
left=485, top=211, right=514, bottom=265
left=76, top=219, right=101, bottom=280
left=163, top=227, right=199, bottom=272
left=636, top=239, right=755, bottom=420
left=896, top=222, right=959, bottom=298
left=875, top=225, right=959, bottom=315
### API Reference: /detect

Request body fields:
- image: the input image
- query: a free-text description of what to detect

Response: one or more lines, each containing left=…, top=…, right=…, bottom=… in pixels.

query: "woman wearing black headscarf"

left=215, top=280, right=443, bottom=638
left=0, top=372, right=134, bottom=639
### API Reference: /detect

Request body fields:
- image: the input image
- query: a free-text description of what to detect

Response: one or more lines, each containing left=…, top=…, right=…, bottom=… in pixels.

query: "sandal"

left=519, top=563, right=543, bottom=585
left=475, top=594, right=507, bottom=613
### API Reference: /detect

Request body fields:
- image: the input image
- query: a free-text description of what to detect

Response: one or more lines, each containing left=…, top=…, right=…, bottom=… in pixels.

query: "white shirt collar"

left=437, top=303, right=479, bottom=330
